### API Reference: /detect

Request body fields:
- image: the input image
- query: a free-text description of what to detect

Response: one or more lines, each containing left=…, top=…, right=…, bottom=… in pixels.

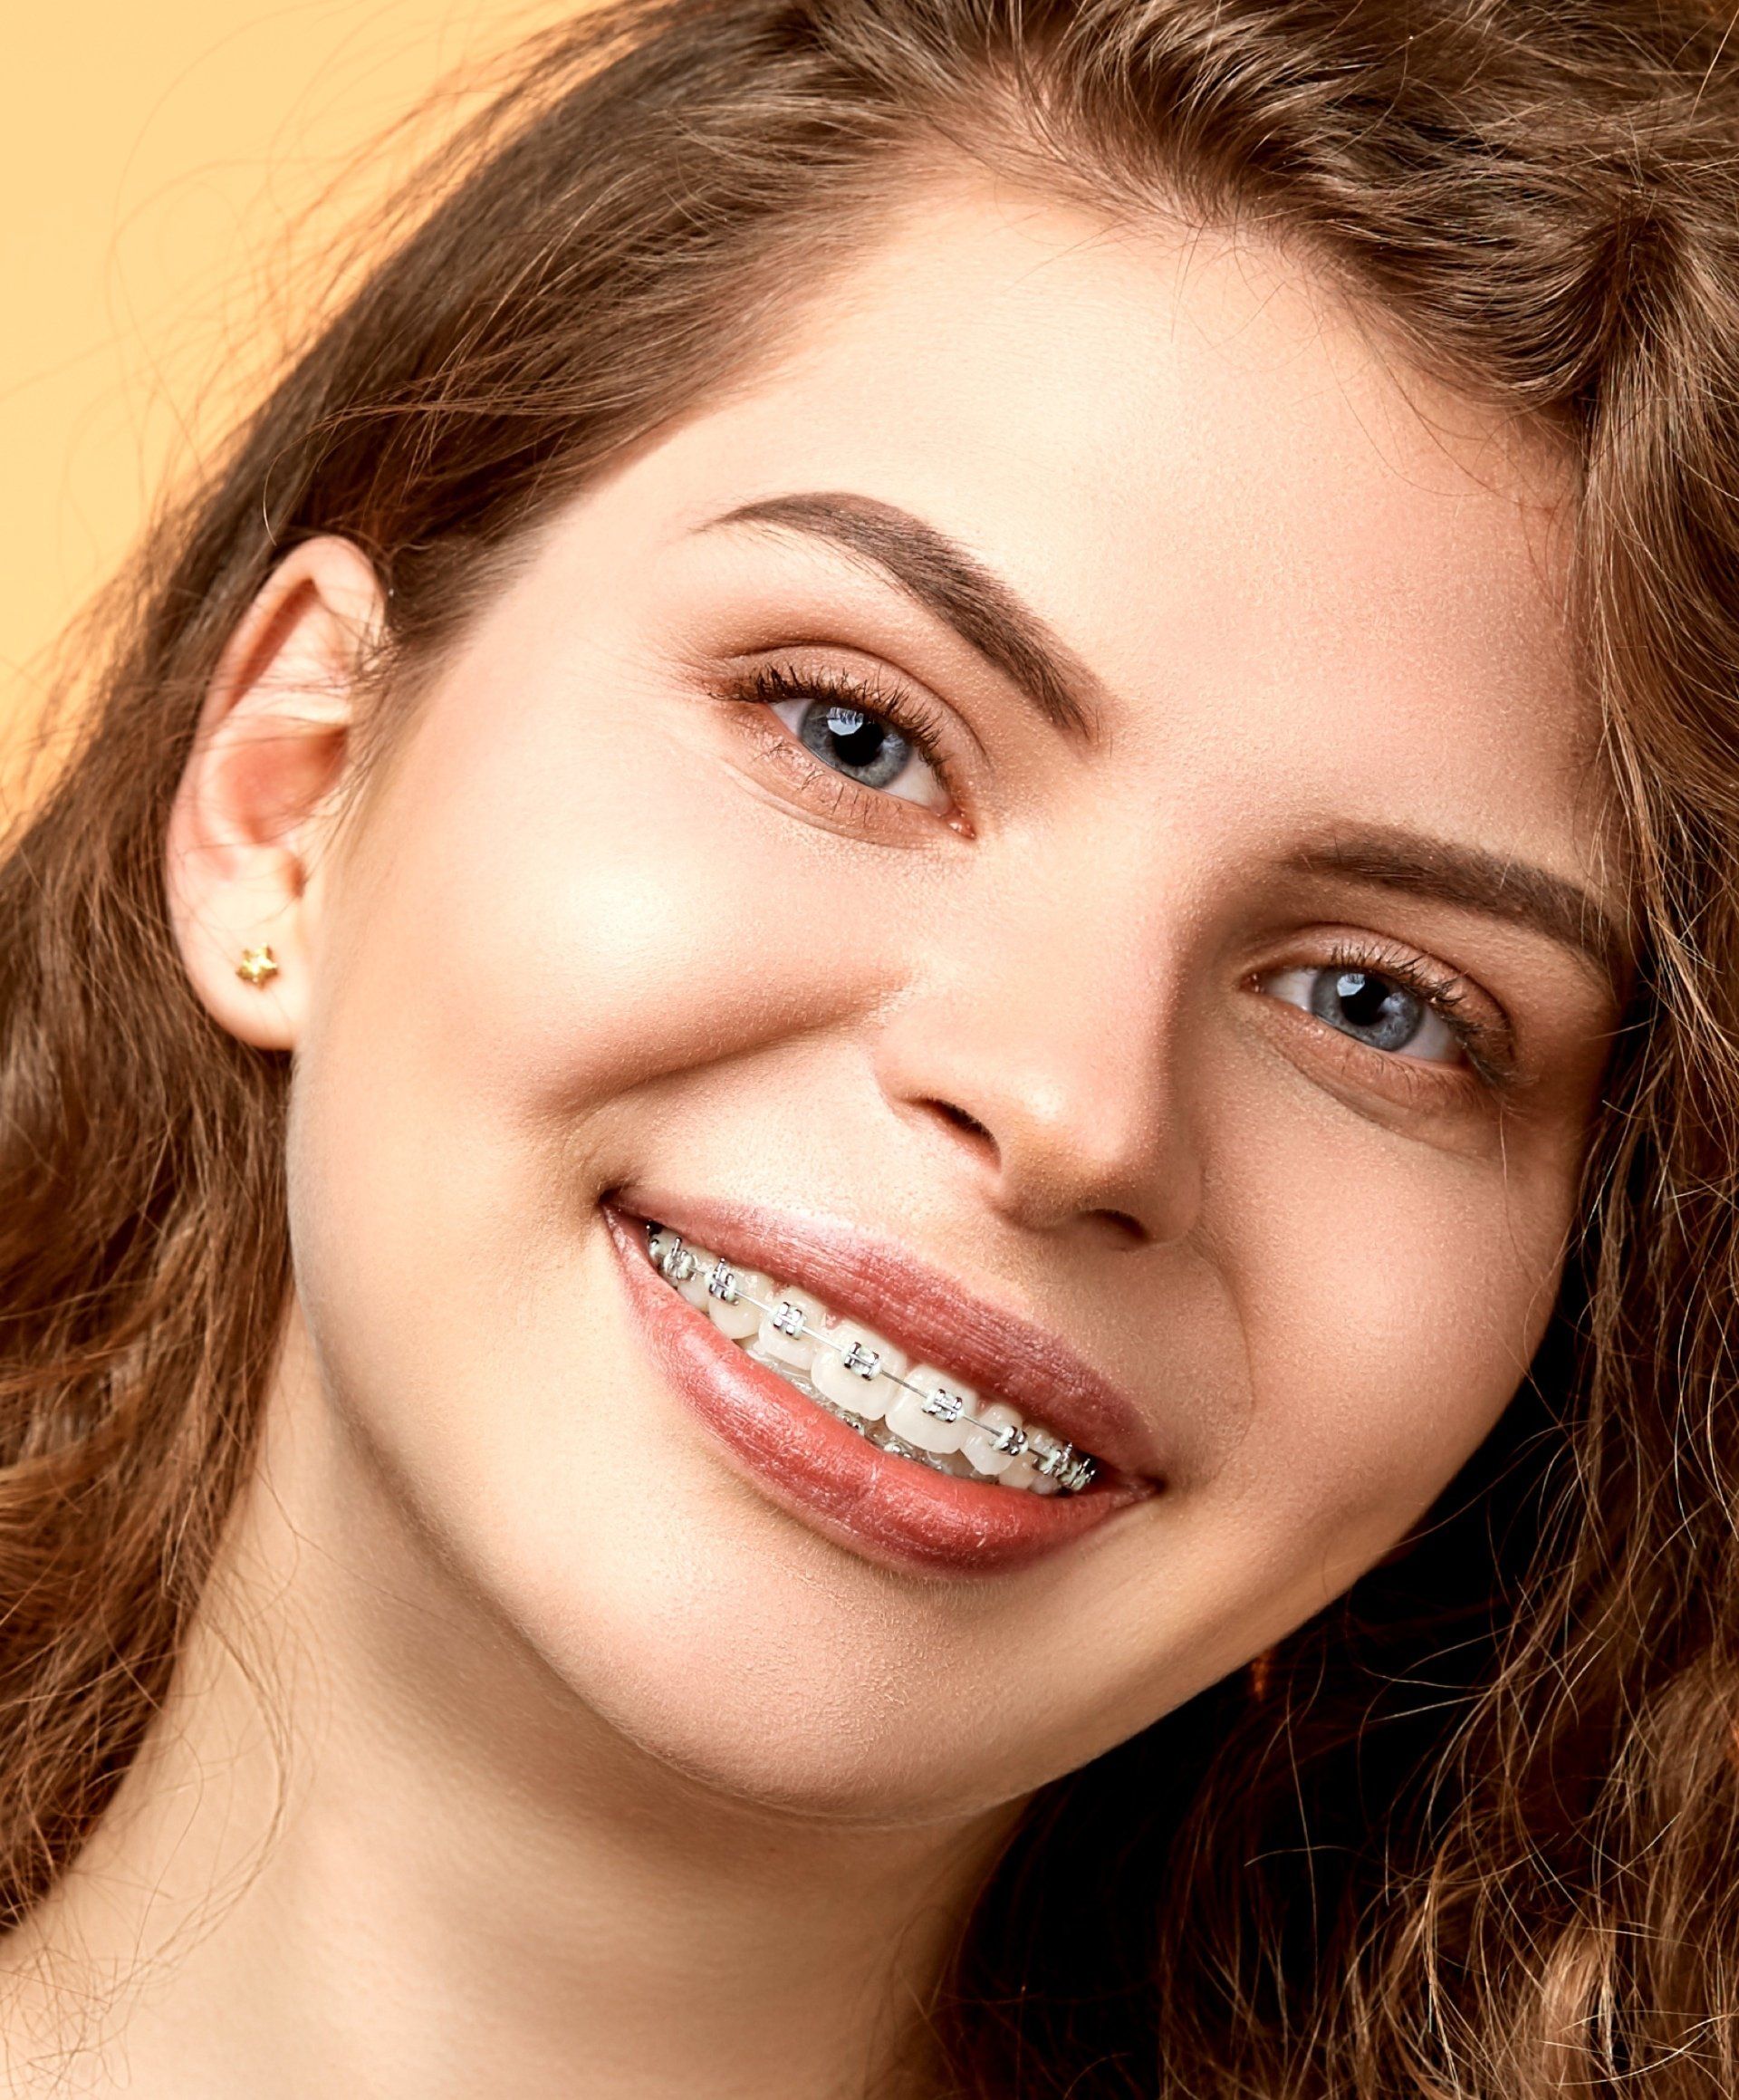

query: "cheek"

left=1211, top=1091, right=1571, bottom=1588
left=1046, top=1095, right=1581, bottom=1738
left=310, top=657, right=871, bottom=1149
left=281, top=654, right=906, bottom=1530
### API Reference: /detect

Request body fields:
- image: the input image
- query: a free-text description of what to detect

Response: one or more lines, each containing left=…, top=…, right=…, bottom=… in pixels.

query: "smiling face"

left=176, top=173, right=1619, bottom=1822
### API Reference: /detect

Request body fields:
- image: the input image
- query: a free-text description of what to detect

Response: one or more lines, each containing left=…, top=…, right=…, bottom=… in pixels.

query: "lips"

left=602, top=1195, right=1161, bottom=1576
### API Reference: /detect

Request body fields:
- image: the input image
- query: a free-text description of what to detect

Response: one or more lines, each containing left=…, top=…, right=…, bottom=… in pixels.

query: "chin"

left=475, top=1488, right=1058, bottom=1825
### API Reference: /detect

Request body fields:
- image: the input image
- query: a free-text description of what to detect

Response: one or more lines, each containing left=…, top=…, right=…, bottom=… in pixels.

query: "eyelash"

left=713, top=658, right=958, bottom=810
left=1306, top=936, right=1515, bottom=1084
left=706, top=657, right=1516, bottom=1088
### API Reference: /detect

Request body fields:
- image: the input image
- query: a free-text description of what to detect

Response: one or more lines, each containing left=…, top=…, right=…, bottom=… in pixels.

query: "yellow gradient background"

left=2, top=0, right=576, bottom=775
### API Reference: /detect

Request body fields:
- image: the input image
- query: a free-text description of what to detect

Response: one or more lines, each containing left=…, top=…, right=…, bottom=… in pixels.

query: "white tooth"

left=886, top=1366, right=974, bottom=1455
left=960, top=1401, right=1023, bottom=1476
left=1024, top=1431, right=1068, bottom=1495
left=756, top=1287, right=830, bottom=1371
left=886, top=1389, right=956, bottom=1453
left=706, top=1264, right=772, bottom=1341
left=658, top=1234, right=1092, bottom=1490
left=811, top=1322, right=907, bottom=1421
left=677, top=1246, right=719, bottom=1309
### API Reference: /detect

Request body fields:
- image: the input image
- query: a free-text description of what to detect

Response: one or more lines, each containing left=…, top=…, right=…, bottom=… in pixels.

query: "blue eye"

left=1264, top=965, right=1464, bottom=1063
left=768, top=696, right=944, bottom=806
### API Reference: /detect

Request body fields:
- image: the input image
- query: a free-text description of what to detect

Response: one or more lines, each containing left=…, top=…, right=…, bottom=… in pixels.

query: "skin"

left=0, top=172, right=1619, bottom=2097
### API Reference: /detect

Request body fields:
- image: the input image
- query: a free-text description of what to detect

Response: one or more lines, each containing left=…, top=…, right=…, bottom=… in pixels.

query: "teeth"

left=960, top=1401, right=1022, bottom=1476
left=811, top=1322, right=906, bottom=1421
left=756, top=1288, right=830, bottom=1372
left=644, top=1228, right=1098, bottom=1495
left=999, top=1452, right=1040, bottom=1493
left=886, top=1367, right=973, bottom=1455
left=706, top=1262, right=772, bottom=1342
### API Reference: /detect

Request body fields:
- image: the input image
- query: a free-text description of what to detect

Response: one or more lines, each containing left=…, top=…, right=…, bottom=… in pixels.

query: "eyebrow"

left=701, top=494, right=1624, bottom=987
left=703, top=491, right=1102, bottom=742
left=1294, top=829, right=1628, bottom=988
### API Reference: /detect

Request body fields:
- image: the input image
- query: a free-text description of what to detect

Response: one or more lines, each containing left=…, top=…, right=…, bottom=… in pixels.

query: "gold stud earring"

left=236, top=945, right=280, bottom=988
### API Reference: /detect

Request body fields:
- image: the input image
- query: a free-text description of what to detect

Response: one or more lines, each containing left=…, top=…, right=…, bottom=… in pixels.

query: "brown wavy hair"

left=5, top=0, right=1739, bottom=2089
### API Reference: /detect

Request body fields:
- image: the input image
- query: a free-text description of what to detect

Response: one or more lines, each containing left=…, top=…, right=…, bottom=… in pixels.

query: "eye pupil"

left=1313, top=968, right=1423, bottom=1052
left=798, top=698, right=911, bottom=789
left=823, top=707, right=879, bottom=765
left=1335, top=970, right=1387, bottom=1026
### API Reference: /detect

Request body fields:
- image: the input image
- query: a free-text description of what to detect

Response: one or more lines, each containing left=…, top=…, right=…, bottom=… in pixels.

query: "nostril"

left=909, top=1101, right=1154, bottom=1244
left=922, top=1098, right=995, bottom=1149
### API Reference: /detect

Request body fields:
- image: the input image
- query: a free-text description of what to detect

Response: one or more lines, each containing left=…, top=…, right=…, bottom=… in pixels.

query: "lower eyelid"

left=1253, top=994, right=1494, bottom=1117
left=1258, top=965, right=1471, bottom=1066
left=730, top=710, right=955, bottom=840
left=764, top=695, right=947, bottom=809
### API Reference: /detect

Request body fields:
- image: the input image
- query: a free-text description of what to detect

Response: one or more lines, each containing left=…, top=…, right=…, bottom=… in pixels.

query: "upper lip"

left=608, top=1190, right=1167, bottom=1485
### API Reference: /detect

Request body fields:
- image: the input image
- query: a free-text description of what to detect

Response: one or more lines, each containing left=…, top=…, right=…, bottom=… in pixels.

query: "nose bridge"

left=874, top=836, right=1201, bottom=1240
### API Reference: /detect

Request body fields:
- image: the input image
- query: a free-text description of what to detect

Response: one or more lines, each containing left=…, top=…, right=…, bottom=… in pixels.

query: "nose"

left=870, top=874, right=1203, bottom=1247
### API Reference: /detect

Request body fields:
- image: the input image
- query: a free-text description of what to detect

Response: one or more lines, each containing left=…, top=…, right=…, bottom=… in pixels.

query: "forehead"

left=584, top=171, right=1600, bottom=857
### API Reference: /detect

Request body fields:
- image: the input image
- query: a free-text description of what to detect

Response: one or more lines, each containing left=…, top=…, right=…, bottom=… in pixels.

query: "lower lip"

left=604, top=1207, right=1145, bottom=1577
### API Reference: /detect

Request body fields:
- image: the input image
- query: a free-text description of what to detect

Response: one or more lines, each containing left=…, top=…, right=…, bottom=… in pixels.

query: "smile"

left=643, top=1224, right=1098, bottom=1495
left=604, top=1197, right=1154, bottom=1575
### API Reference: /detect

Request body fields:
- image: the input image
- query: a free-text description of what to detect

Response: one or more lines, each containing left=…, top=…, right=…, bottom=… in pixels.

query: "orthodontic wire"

left=644, top=1224, right=1096, bottom=1494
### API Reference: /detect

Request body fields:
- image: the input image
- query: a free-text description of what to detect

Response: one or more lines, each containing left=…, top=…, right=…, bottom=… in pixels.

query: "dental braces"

left=645, top=1224, right=1097, bottom=1495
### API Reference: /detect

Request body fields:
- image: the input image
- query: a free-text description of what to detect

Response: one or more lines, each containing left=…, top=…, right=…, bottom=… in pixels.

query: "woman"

left=1, top=0, right=1734, bottom=2090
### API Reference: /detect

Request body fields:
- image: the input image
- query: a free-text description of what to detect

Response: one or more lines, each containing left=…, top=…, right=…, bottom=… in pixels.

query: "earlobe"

left=165, top=535, right=387, bottom=1051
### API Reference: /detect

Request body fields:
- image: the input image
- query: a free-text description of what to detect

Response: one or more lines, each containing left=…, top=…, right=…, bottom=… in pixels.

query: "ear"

left=166, top=535, right=387, bottom=1050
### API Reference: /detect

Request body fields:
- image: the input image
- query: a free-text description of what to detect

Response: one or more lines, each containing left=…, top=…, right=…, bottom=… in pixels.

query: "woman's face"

left=221, top=176, right=1619, bottom=1820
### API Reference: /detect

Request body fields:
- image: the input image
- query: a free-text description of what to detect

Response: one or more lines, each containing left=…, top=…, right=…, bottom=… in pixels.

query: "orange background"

left=2, top=0, right=572, bottom=777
